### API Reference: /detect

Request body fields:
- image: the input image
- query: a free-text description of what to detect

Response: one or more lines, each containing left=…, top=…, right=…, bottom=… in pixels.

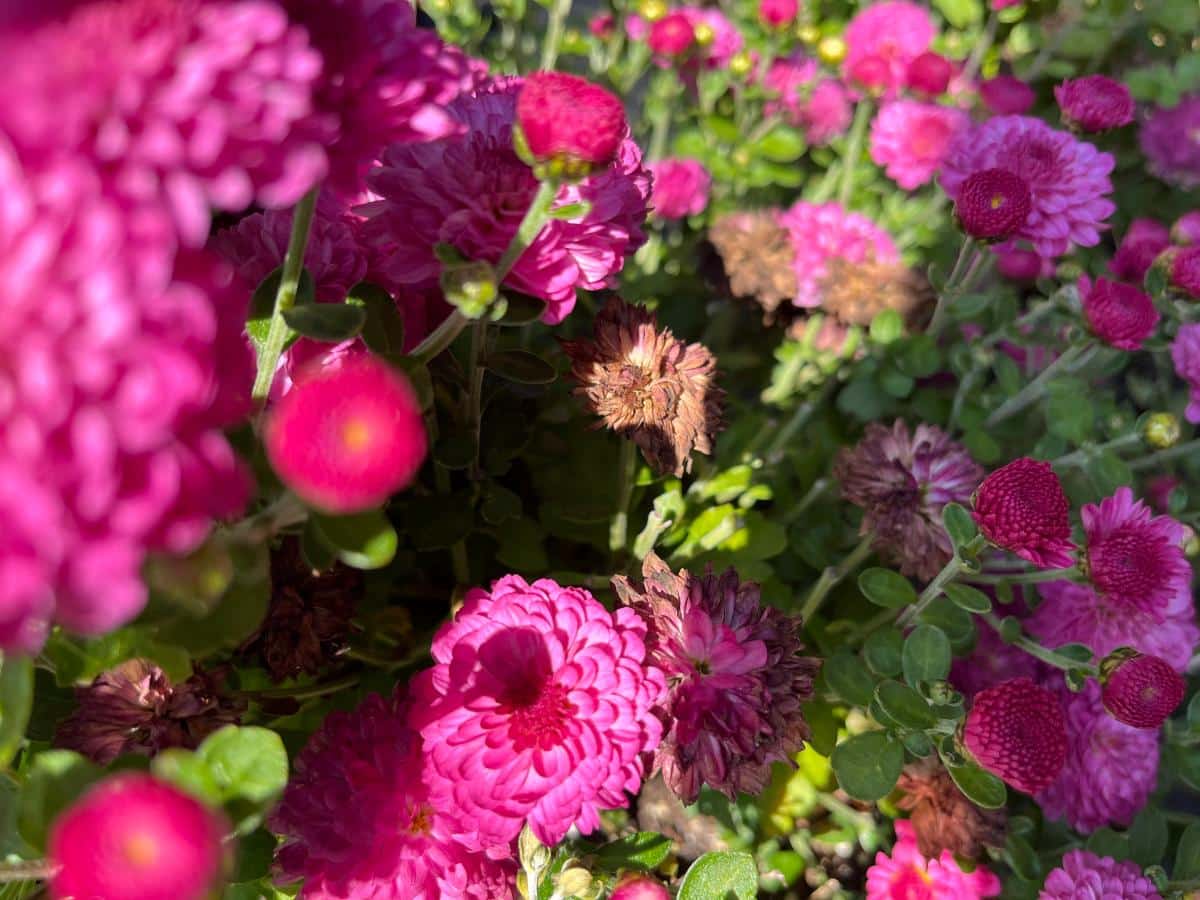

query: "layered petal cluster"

left=1171, top=322, right=1200, bottom=423
left=941, top=116, right=1115, bottom=257
left=1110, top=218, right=1171, bottom=282
left=410, top=576, right=666, bottom=855
left=869, top=101, right=969, bottom=190
left=1040, top=850, right=1163, bottom=900
left=764, top=55, right=852, bottom=146
left=777, top=201, right=899, bottom=308
left=1140, top=94, right=1200, bottom=189
left=843, top=1, right=936, bottom=97
left=1101, top=652, right=1186, bottom=729
left=835, top=420, right=984, bottom=580
left=979, top=75, right=1035, bottom=116
left=972, top=458, right=1076, bottom=569
left=612, top=554, right=820, bottom=805
left=963, top=677, right=1068, bottom=795
left=361, top=78, right=651, bottom=325
left=271, top=691, right=515, bottom=899
left=1054, top=75, right=1134, bottom=132
left=1080, top=276, right=1159, bottom=350
left=516, top=72, right=627, bottom=167
left=1172, top=245, right=1200, bottom=298
left=866, top=820, right=1001, bottom=900
left=648, top=158, right=711, bottom=220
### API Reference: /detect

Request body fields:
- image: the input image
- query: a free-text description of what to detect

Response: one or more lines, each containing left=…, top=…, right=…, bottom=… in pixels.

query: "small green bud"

left=1142, top=412, right=1182, bottom=449
left=440, top=260, right=499, bottom=319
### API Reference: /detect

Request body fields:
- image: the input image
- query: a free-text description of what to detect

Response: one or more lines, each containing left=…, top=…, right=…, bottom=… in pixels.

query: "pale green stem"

left=962, top=11, right=997, bottom=82
left=1052, top=433, right=1142, bottom=469
left=609, top=439, right=638, bottom=556
left=967, top=565, right=1080, bottom=585
left=929, top=238, right=980, bottom=336
left=837, top=98, right=873, bottom=207
left=783, top=477, right=831, bottom=524
left=228, top=492, right=308, bottom=544
left=0, top=861, right=54, bottom=884
left=799, top=533, right=875, bottom=622
left=538, top=0, right=573, bottom=71
left=466, top=321, right=487, bottom=479
left=984, top=342, right=1096, bottom=428
left=982, top=612, right=1097, bottom=675
left=898, top=536, right=986, bottom=626
left=1128, top=437, right=1200, bottom=472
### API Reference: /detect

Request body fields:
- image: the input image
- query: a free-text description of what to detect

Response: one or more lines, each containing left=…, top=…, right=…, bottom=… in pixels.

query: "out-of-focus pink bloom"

left=589, top=12, right=615, bottom=38
left=1171, top=322, right=1200, bottom=422
left=1055, top=75, right=1135, bottom=132
left=994, top=246, right=1055, bottom=282
left=1040, top=850, right=1164, bottom=900
left=866, top=820, right=1001, bottom=899
left=906, top=52, right=954, bottom=97
left=1110, top=218, right=1171, bottom=282
left=678, top=6, right=744, bottom=69
left=1140, top=93, right=1200, bottom=189
left=843, top=2, right=936, bottom=97
left=647, top=12, right=694, bottom=57
left=758, top=0, right=799, bottom=28
left=1145, top=474, right=1181, bottom=514
left=990, top=0, right=1023, bottom=9
left=648, top=158, right=710, bottom=219
left=764, top=55, right=852, bottom=146
left=1171, top=245, right=1200, bottom=298
left=777, top=200, right=898, bottom=308
left=979, top=75, right=1035, bottom=116
left=869, top=101, right=969, bottom=190
left=1172, top=210, right=1200, bottom=244
left=1079, top=275, right=1159, bottom=350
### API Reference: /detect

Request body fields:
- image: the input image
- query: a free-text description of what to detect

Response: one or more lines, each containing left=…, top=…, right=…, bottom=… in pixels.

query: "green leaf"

left=755, top=125, right=807, bottom=162
left=917, top=597, right=976, bottom=651
left=1127, top=807, right=1168, bottom=867
left=248, top=268, right=315, bottom=350
left=1087, top=827, right=1131, bottom=862
left=946, top=761, right=1007, bottom=809
left=17, top=751, right=102, bottom=851
left=702, top=115, right=740, bottom=145
left=484, top=349, right=557, bottom=385
left=0, top=655, right=33, bottom=768
left=547, top=201, right=591, bottom=220
left=678, top=850, right=758, bottom=900
left=858, top=568, right=918, bottom=609
left=902, top=625, right=951, bottom=685
left=153, top=748, right=223, bottom=806
left=823, top=652, right=877, bottom=707
left=863, top=628, right=904, bottom=677
left=195, top=726, right=289, bottom=807
left=311, top=509, right=398, bottom=570
left=1174, top=822, right=1200, bottom=880
left=941, top=503, right=977, bottom=549
left=1046, top=378, right=1093, bottom=444
left=281, top=302, right=367, bottom=342
left=932, top=0, right=982, bottom=27
left=874, top=681, right=936, bottom=729
left=593, top=832, right=672, bottom=872
left=869, top=309, right=904, bottom=345
left=1005, top=833, right=1041, bottom=881
left=495, top=291, right=546, bottom=327
left=1053, top=643, right=1095, bottom=663
left=831, top=732, right=903, bottom=802
left=353, top=281, right=406, bottom=359
left=943, top=583, right=991, bottom=614
left=232, top=828, right=277, bottom=882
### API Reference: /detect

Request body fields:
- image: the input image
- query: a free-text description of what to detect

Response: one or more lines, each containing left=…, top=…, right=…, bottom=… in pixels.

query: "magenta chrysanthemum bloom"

left=1171, top=322, right=1200, bottom=423
left=979, top=75, right=1035, bottom=116
left=1171, top=244, right=1200, bottom=298
left=1080, top=276, right=1159, bottom=350
left=1081, top=487, right=1190, bottom=616
left=613, top=555, right=820, bottom=805
left=777, top=201, right=898, bottom=308
left=1101, top=651, right=1186, bottom=729
left=48, top=774, right=227, bottom=900
left=1037, top=682, right=1158, bottom=833
left=1110, top=218, right=1171, bottom=282
left=1040, top=850, right=1163, bottom=900
left=758, top=0, right=798, bottom=27
left=962, top=677, right=1068, bottom=795
left=1140, top=94, right=1200, bottom=189
left=271, top=691, right=515, bottom=899
left=517, top=72, right=627, bottom=168
left=835, top=420, right=984, bottom=581
left=763, top=55, right=852, bottom=146
left=1173, top=210, right=1200, bottom=245
left=843, top=1, right=936, bottom=97
left=410, top=575, right=665, bottom=856
left=906, top=52, right=954, bottom=97
left=869, top=100, right=969, bottom=190
left=1055, top=75, right=1135, bottom=132
left=972, top=458, right=1076, bottom=569
left=955, top=168, right=1032, bottom=241
left=941, top=116, right=1115, bottom=258
left=866, top=820, right=1001, bottom=900
left=649, top=158, right=711, bottom=219
left=647, top=12, right=695, bottom=57
left=361, top=77, right=650, bottom=325
left=0, top=0, right=326, bottom=248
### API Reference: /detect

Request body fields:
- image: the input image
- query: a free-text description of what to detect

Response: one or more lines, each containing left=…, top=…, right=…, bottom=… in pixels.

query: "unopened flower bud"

left=817, top=35, right=846, bottom=65
left=1142, top=412, right=1181, bottom=449
left=797, top=24, right=820, bottom=44
left=638, top=0, right=668, bottom=22
left=441, top=260, right=499, bottom=318
left=692, top=21, right=715, bottom=46
left=1099, top=649, right=1185, bottom=729
left=729, top=50, right=754, bottom=77
left=1184, top=525, right=1200, bottom=557
left=519, top=825, right=551, bottom=874
left=554, top=867, right=599, bottom=900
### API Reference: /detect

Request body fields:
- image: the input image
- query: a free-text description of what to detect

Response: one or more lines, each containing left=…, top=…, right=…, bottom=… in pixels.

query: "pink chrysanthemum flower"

left=1081, top=487, right=1190, bottom=616
left=48, top=774, right=227, bottom=900
left=1101, top=651, right=1186, bottom=729
left=1173, top=210, right=1200, bottom=245
left=649, top=158, right=711, bottom=220
left=271, top=691, right=515, bottom=899
left=955, top=168, right=1032, bottom=241
left=777, top=201, right=899, bottom=308
left=972, top=458, right=1076, bottom=569
left=1171, top=322, right=1200, bottom=423
left=410, top=575, right=665, bottom=856
left=361, top=77, right=650, bottom=325
left=1055, top=75, right=1135, bottom=133
left=1040, top=850, right=1163, bottom=900
left=517, top=72, right=627, bottom=168
left=763, top=55, right=852, bottom=146
left=1171, top=244, right=1200, bottom=298
left=835, top=420, right=984, bottom=581
left=979, top=75, right=1035, bottom=116
left=647, top=12, right=694, bottom=57
left=1079, top=276, right=1159, bottom=350
left=1140, top=94, right=1200, bottom=189
left=678, top=7, right=744, bottom=70
left=962, top=677, right=1068, bottom=795
left=613, top=554, right=819, bottom=805
left=843, top=2, right=936, bottom=98
left=866, top=821, right=1001, bottom=900
left=1110, top=218, right=1171, bottom=282
left=758, top=0, right=798, bottom=28
left=1037, top=682, right=1159, bottom=833
left=0, top=0, right=327, bottom=248
left=941, top=116, right=1116, bottom=258
left=869, top=101, right=970, bottom=190
left=906, top=52, right=954, bottom=97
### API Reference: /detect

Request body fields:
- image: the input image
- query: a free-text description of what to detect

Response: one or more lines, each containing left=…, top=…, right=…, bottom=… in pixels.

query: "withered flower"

left=818, top=257, right=933, bottom=328
left=708, top=211, right=798, bottom=321
left=897, top=758, right=1006, bottom=861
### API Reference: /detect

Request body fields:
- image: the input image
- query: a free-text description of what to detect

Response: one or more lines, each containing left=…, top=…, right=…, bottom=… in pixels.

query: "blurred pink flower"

left=1172, top=322, right=1200, bottom=422
left=870, top=100, right=969, bottom=190
left=843, top=1, right=936, bottom=97
left=1173, top=210, right=1200, bottom=244
left=678, top=6, right=744, bottom=69
left=764, top=55, right=852, bottom=146
left=1140, top=94, right=1200, bottom=189
left=649, top=158, right=711, bottom=219
left=517, top=72, right=627, bottom=167
left=776, top=200, right=898, bottom=308
left=978, top=75, right=1035, bottom=116
left=1055, top=75, right=1134, bottom=132
left=866, top=820, right=1000, bottom=899
left=1109, top=218, right=1171, bottom=282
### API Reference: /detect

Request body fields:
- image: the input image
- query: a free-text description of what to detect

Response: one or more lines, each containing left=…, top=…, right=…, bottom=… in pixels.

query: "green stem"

left=239, top=672, right=360, bottom=702
left=843, top=606, right=902, bottom=647
left=1053, top=433, right=1143, bottom=470
left=647, top=75, right=680, bottom=162
left=982, top=613, right=1097, bottom=675
left=783, top=477, right=831, bottom=524
left=962, top=11, right=997, bottom=82
left=609, top=440, right=639, bottom=556
left=465, top=321, right=488, bottom=479
left=984, top=342, right=1097, bottom=428
left=837, top=98, right=873, bottom=207
left=538, top=0, right=573, bottom=71
left=928, top=238, right=978, bottom=336
left=0, top=861, right=53, bottom=884
left=966, top=565, right=1080, bottom=585
left=252, top=187, right=319, bottom=404
left=799, top=533, right=875, bottom=622
left=435, top=464, right=470, bottom=585
left=898, top=539, right=984, bottom=626
left=228, top=492, right=308, bottom=544
left=412, top=310, right=468, bottom=363
left=1129, top=437, right=1200, bottom=472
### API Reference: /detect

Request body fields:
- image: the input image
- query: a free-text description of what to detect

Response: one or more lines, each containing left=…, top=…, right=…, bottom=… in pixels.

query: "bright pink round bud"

left=962, top=677, right=1068, bottom=795
left=611, top=874, right=672, bottom=900
left=589, top=12, right=615, bottom=38
left=264, top=352, right=428, bottom=514
left=758, top=0, right=799, bottom=28
left=979, top=74, right=1035, bottom=115
left=1172, top=210, right=1200, bottom=245
left=1081, top=276, right=1159, bottom=350
left=972, top=458, right=1076, bottom=569
left=906, top=51, right=953, bottom=96
left=48, top=774, right=226, bottom=900
left=954, top=167, right=1032, bottom=241
left=1101, top=652, right=1186, bottom=729
left=848, top=55, right=891, bottom=92
left=516, top=72, right=627, bottom=167
left=1054, top=75, right=1134, bottom=133
left=1110, top=218, right=1171, bottom=282
left=1171, top=245, right=1200, bottom=298
left=996, top=247, right=1050, bottom=282
left=647, top=12, right=696, bottom=57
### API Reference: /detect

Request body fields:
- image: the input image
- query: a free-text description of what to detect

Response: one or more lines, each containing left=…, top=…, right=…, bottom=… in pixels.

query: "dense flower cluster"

left=843, top=2, right=935, bottom=96
left=764, top=55, right=852, bottom=146
left=865, top=820, right=1000, bottom=899
left=777, top=201, right=899, bottom=308
left=1040, top=850, right=1163, bottom=900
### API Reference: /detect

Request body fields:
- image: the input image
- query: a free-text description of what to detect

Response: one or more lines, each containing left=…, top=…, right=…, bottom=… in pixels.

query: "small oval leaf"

left=858, top=568, right=918, bottom=609
left=282, top=302, right=367, bottom=342
left=831, top=731, right=904, bottom=802
left=485, top=349, right=557, bottom=384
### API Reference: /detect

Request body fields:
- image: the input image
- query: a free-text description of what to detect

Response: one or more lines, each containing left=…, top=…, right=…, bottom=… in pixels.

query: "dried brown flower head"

left=818, top=258, right=934, bottom=327
left=708, top=211, right=798, bottom=322
left=562, top=298, right=726, bottom=476
left=896, top=758, right=1006, bottom=860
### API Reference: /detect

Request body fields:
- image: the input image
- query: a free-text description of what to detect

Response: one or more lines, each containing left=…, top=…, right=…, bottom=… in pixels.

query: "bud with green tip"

left=1142, top=411, right=1181, bottom=449
left=440, top=260, right=499, bottom=319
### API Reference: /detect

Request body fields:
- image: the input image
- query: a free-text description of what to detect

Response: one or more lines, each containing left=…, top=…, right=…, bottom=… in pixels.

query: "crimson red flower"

left=954, top=168, right=1032, bottom=241
left=1101, top=651, right=1186, bottom=729
left=1055, top=75, right=1135, bottom=133
left=1081, top=276, right=1159, bottom=350
left=758, top=0, right=798, bottom=27
left=906, top=52, right=953, bottom=96
left=972, top=458, right=1077, bottom=569
left=647, top=12, right=695, bottom=57
left=1171, top=245, right=1200, bottom=298
left=962, top=678, right=1068, bottom=795
left=516, top=72, right=627, bottom=168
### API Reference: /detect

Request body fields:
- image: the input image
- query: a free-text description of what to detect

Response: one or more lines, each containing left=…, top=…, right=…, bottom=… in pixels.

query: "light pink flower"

left=870, top=101, right=969, bottom=190
left=776, top=201, right=898, bottom=308
left=764, top=55, right=852, bottom=146
left=1172, top=322, right=1200, bottom=422
left=649, top=158, right=711, bottom=219
left=1173, top=210, right=1200, bottom=244
left=1040, top=850, right=1163, bottom=900
left=1110, top=218, right=1171, bottom=282
left=1140, top=93, right=1200, bottom=189
left=866, top=821, right=1001, bottom=900
left=843, top=1, right=936, bottom=98
left=410, top=575, right=665, bottom=857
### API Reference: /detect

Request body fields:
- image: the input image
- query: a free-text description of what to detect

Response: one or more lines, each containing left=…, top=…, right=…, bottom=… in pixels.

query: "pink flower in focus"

left=1171, top=322, right=1200, bottom=422
left=1081, top=487, right=1190, bottom=616
left=1173, top=210, right=1200, bottom=244
left=1101, top=652, right=1186, bottom=729
left=979, top=75, right=1035, bottom=116
left=870, top=101, right=969, bottom=190
left=1040, top=850, right=1163, bottom=900
left=1080, top=276, right=1159, bottom=350
left=777, top=201, right=899, bottom=308
left=955, top=168, right=1032, bottom=241
left=866, top=821, right=1001, bottom=900
left=361, top=78, right=650, bottom=325
left=649, top=158, right=711, bottom=219
left=1171, top=244, right=1200, bottom=297
left=843, top=2, right=936, bottom=97
left=1140, top=94, right=1200, bottom=189
left=906, top=52, right=954, bottom=97
left=941, top=116, right=1115, bottom=257
left=271, top=692, right=515, bottom=899
left=963, top=677, right=1068, bottom=795
left=1055, top=75, right=1135, bottom=132
left=516, top=72, right=627, bottom=168
left=1110, top=218, right=1171, bottom=282
left=758, top=0, right=798, bottom=27
left=48, top=774, right=227, bottom=900
left=972, top=458, right=1076, bottom=569
left=764, top=55, right=852, bottom=146
left=410, top=576, right=665, bottom=856
left=647, top=12, right=694, bottom=57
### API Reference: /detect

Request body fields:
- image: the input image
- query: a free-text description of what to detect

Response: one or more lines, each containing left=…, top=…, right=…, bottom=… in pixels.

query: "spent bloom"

left=972, top=458, right=1076, bottom=569
left=1081, top=486, right=1190, bottom=616
left=271, top=691, right=514, bottom=899
left=1140, top=94, right=1200, bottom=189
left=941, top=116, right=1116, bottom=258
left=516, top=72, right=627, bottom=169
left=962, top=677, right=1068, bottom=795
left=954, top=168, right=1032, bottom=241
left=869, top=100, right=970, bottom=190
left=1171, top=322, right=1200, bottom=423
left=1110, top=218, right=1171, bottom=282
left=708, top=211, right=798, bottom=318
left=362, top=77, right=650, bottom=325
left=410, top=575, right=665, bottom=855
left=843, top=2, right=936, bottom=97
left=648, top=158, right=711, bottom=220
left=1101, top=651, right=1186, bottom=729
left=835, top=420, right=983, bottom=580
left=1171, top=244, right=1200, bottom=298
left=48, top=774, right=227, bottom=900
left=896, top=758, right=1006, bottom=861
left=1040, top=850, right=1163, bottom=900
left=979, top=75, right=1035, bottom=116
left=763, top=55, right=852, bottom=146
left=561, top=298, right=725, bottom=477
left=264, top=352, right=427, bottom=514
left=865, top=820, right=1001, bottom=900
left=1080, top=276, right=1159, bottom=350
left=1055, top=75, right=1135, bottom=132
left=613, top=554, right=819, bottom=805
